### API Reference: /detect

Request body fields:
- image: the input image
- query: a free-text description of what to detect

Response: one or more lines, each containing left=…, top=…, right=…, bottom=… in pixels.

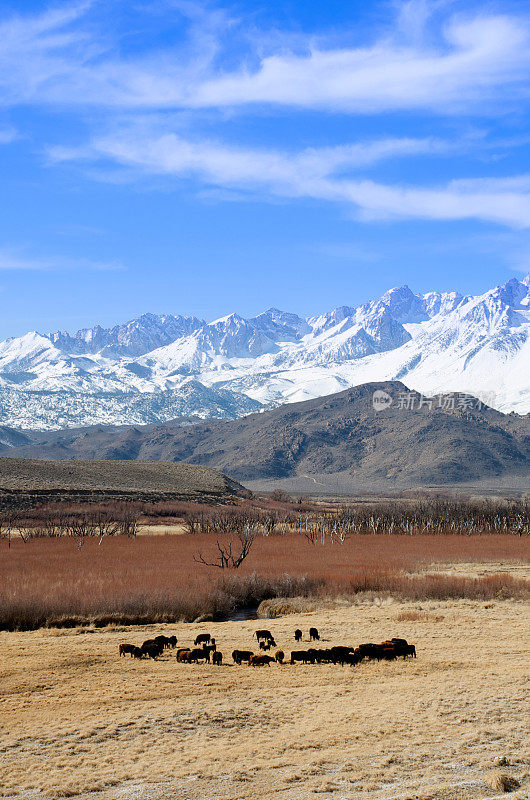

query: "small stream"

left=225, top=605, right=259, bottom=621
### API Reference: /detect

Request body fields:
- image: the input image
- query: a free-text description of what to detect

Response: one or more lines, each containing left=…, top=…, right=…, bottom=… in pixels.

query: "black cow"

left=232, top=649, right=254, bottom=665
left=142, top=643, right=163, bottom=659
left=294, top=629, right=302, bottom=642
left=194, top=633, right=211, bottom=646
left=290, top=650, right=314, bottom=665
left=189, top=648, right=210, bottom=663
left=255, top=629, right=273, bottom=642
left=330, top=646, right=355, bottom=665
left=309, top=627, right=320, bottom=641
left=212, top=651, right=223, bottom=666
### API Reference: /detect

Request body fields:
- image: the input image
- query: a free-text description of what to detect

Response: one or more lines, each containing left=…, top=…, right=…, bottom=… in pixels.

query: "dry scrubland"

left=1, top=534, right=530, bottom=630
left=1, top=593, right=529, bottom=800
left=1, top=529, right=529, bottom=799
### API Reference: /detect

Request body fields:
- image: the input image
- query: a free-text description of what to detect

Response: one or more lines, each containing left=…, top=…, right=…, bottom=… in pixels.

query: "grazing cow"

left=212, top=651, right=222, bottom=666
left=356, top=643, right=380, bottom=661
left=232, top=649, right=254, bottom=665
left=132, top=646, right=144, bottom=659
left=168, top=635, right=178, bottom=648
left=343, top=651, right=362, bottom=666
left=255, top=629, right=274, bottom=642
left=275, top=650, right=285, bottom=664
left=329, top=646, right=355, bottom=665
left=379, top=639, right=415, bottom=658
left=194, top=633, right=211, bottom=646
left=177, top=648, right=192, bottom=663
left=250, top=655, right=275, bottom=666
left=309, top=627, right=320, bottom=641
left=189, top=648, right=210, bottom=663
left=388, top=639, right=416, bottom=658
left=309, top=648, right=333, bottom=663
left=310, top=648, right=331, bottom=663
left=153, top=635, right=169, bottom=648
left=119, top=643, right=136, bottom=657
left=259, top=640, right=271, bottom=651
left=294, top=629, right=302, bottom=642
left=142, top=643, right=162, bottom=659
left=290, top=650, right=314, bottom=665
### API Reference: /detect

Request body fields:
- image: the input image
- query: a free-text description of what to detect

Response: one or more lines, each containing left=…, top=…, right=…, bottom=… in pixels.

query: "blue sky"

left=2, top=0, right=530, bottom=338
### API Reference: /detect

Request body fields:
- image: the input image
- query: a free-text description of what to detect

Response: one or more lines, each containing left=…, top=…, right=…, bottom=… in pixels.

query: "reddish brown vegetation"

left=1, top=532, right=528, bottom=631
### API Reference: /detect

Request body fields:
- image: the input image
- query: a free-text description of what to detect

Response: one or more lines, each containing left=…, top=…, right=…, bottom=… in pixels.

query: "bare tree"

left=193, top=529, right=255, bottom=569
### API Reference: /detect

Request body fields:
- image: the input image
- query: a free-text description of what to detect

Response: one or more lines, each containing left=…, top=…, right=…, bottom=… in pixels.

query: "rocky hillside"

left=2, top=382, right=528, bottom=490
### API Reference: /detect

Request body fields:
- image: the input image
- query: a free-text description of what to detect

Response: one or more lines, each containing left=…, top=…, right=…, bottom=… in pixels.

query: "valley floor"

left=1, top=569, right=529, bottom=800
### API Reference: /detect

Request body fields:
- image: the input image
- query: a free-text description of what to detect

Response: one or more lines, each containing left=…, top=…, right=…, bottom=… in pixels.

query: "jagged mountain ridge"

left=0, top=275, right=528, bottom=429
left=1, top=382, right=528, bottom=490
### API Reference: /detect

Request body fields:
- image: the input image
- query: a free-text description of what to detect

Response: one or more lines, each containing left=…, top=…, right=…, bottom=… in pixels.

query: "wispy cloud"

left=0, top=127, right=17, bottom=144
left=49, top=128, right=530, bottom=228
left=4, top=1, right=530, bottom=231
left=0, top=248, right=123, bottom=272
left=1, top=2, right=530, bottom=115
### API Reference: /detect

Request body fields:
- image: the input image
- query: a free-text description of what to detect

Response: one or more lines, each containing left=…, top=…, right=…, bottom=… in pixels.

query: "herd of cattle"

left=119, top=627, right=417, bottom=667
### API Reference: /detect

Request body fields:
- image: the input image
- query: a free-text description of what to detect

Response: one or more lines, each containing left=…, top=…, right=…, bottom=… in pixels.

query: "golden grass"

left=1, top=577, right=529, bottom=799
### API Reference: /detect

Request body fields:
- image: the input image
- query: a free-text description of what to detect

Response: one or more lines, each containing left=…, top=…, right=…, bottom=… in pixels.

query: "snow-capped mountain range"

left=1, top=275, right=529, bottom=429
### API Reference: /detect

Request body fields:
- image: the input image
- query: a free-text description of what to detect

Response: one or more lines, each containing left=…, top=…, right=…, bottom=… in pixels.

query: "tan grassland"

left=1, top=565, right=529, bottom=800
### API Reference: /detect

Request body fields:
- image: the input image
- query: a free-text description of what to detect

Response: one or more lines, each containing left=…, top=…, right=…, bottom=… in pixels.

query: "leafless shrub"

left=194, top=530, right=256, bottom=569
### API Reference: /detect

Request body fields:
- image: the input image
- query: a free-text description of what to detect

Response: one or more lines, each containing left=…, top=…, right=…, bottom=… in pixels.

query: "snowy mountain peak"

left=0, top=274, right=528, bottom=429
left=251, top=308, right=311, bottom=342
left=50, top=313, right=204, bottom=357
left=378, top=285, right=427, bottom=323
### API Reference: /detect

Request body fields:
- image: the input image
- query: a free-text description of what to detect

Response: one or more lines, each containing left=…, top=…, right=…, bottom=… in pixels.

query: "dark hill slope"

left=1, top=382, right=528, bottom=488
left=0, top=459, right=246, bottom=502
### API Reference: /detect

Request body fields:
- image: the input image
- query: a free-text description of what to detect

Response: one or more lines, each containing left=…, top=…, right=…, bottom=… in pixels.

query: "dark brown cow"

left=255, top=629, right=273, bottom=642
left=132, top=646, right=144, bottom=659
left=194, top=633, right=211, bottom=646
left=142, top=643, right=162, bottom=659
left=212, top=651, right=223, bottom=666
left=355, top=643, right=380, bottom=660
left=275, top=650, right=285, bottom=664
left=250, top=655, right=275, bottom=666
left=177, top=649, right=193, bottom=663
left=119, top=643, right=136, bottom=657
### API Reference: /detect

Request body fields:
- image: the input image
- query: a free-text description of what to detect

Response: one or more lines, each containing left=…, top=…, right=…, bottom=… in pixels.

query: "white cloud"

left=49, top=129, right=530, bottom=228
left=0, top=249, right=123, bottom=271
left=0, top=127, right=17, bottom=144
left=0, top=3, right=530, bottom=114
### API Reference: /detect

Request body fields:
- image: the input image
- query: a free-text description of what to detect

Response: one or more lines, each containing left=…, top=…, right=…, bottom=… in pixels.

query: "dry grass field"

left=1, top=581, right=529, bottom=800
left=2, top=533, right=529, bottom=630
